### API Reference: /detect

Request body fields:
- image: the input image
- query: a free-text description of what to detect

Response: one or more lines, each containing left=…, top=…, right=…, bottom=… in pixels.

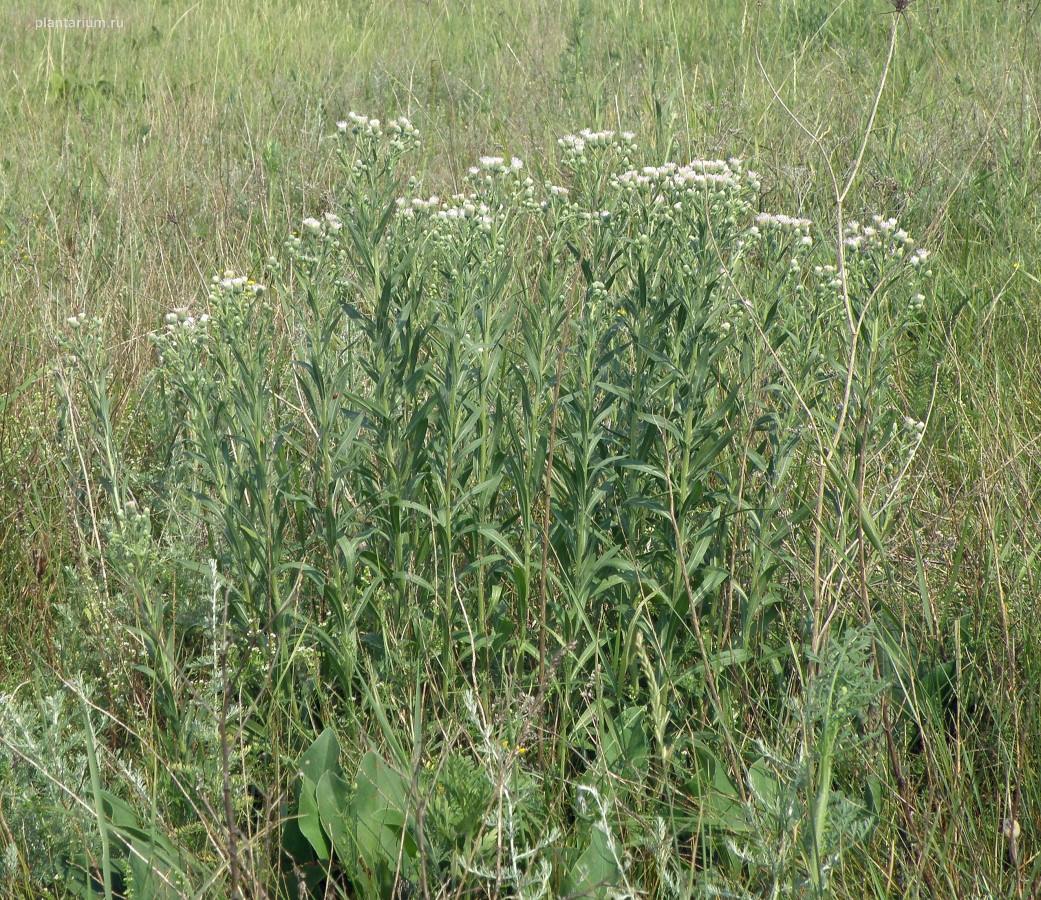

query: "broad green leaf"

left=315, top=770, right=353, bottom=858
left=352, top=751, right=415, bottom=876
left=688, top=748, right=750, bottom=835
left=747, top=758, right=781, bottom=813
left=297, top=776, right=329, bottom=860
left=562, top=825, right=621, bottom=899
left=602, top=705, right=648, bottom=775
left=299, top=727, right=342, bottom=783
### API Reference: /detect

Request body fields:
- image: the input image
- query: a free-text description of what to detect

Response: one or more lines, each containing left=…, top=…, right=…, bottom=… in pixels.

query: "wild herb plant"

left=0, top=98, right=952, bottom=897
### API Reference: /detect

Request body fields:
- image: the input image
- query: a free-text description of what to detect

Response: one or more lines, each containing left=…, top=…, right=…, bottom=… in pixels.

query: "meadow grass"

left=2, top=0, right=1041, bottom=897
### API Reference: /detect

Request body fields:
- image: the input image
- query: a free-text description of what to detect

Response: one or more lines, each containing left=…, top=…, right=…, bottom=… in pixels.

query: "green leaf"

left=562, top=825, right=621, bottom=899
left=299, top=727, right=342, bottom=783
left=747, top=757, right=782, bottom=813
left=297, top=776, right=329, bottom=860
left=602, top=705, right=648, bottom=776
left=315, top=770, right=353, bottom=858
left=688, top=748, right=750, bottom=835
left=352, top=751, right=415, bottom=875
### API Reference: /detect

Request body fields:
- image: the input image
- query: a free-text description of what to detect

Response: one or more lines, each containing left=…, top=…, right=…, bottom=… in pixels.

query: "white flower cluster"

left=384, top=115, right=420, bottom=150
left=558, top=128, right=637, bottom=168
left=152, top=304, right=210, bottom=361
left=60, top=310, right=103, bottom=356
left=151, top=305, right=210, bottom=373
left=470, top=155, right=524, bottom=175
left=163, top=306, right=210, bottom=329
left=395, top=192, right=496, bottom=232
left=465, top=160, right=541, bottom=218
left=840, top=216, right=934, bottom=303
left=398, top=195, right=441, bottom=214
left=842, top=215, right=929, bottom=268
left=212, top=270, right=266, bottom=296
left=615, top=158, right=757, bottom=192
left=608, top=159, right=759, bottom=235
left=201, top=269, right=272, bottom=352
left=813, top=263, right=843, bottom=290
left=286, top=216, right=347, bottom=268
left=907, top=247, right=931, bottom=269
left=58, top=312, right=105, bottom=375
left=337, top=111, right=382, bottom=138
left=301, top=212, right=343, bottom=235
left=395, top=144, right=541, bottom=240
left=902, top=415, right=926, bottom=436
left=337, top=112, right=420, bottom=152
left=751, top=212, right=814, bottom=245
left=287, top=215, right=347, bottom=268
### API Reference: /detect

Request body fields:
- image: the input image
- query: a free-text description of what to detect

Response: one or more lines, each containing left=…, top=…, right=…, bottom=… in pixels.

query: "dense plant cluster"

left=3, top=114, right=942, bottom=898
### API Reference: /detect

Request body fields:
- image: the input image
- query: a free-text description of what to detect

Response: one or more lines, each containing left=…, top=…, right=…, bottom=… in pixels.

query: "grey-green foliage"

left=0, top=683, right=203, bottom=900
left=1, top=689, right=89, bottom=891
left=728, top=627, right=886, bottom=898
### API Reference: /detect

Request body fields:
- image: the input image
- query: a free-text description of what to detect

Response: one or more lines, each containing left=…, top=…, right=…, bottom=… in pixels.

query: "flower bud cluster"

left=747, top=212, right=815, bottom=277
left=842, top=216, right=929, bottom=273
left=812, top=264, right=842, bottom=290
left=151, top=304, right=212, bottom=387
left=902, top=415, right=926, bottom=437
left=838, top=217, right=931, bottom=322
left=111, top=496, right=150, bottom=537
left=212, top=270, right=266, bottom=297
left=469, top=155, right=524, bottom=177
left=615, top=158, right=758, bottom=192
left=337, top=111, right=384, bottom=139
left=59, top=312, right=106, bottom=370
left=300, top=212, right=344, bottom=238
left=876, top=408, right=928, bottom=472
left=204, top=269, right=270, bottom=352
left=286, top=214, right=349, bottom=269
left=336, top=112, right=421, bottom=179
left=751, top=212, right=813, bottom=245
left=383, top=116, right=420, bottom=153
left=396, top=193, right=496, bottom=233
left=611, top=159, right=759, bottom=230
left=558, top=129, right=638, bottom=169
left=584, top=279, right=613, bottom=321
left=464, top=156, right=539, bottom=214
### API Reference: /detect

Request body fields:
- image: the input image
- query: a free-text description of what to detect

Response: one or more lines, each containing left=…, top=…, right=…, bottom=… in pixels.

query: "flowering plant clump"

left=335, top=111, right=420, bottom=179
left=151, top=305, right=210, bottom=382
left=39, top=109, right=938, bottom=900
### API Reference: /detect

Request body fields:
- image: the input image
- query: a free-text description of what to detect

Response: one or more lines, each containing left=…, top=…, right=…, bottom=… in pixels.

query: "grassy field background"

left=2, top=0, right=1041, bottom=897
